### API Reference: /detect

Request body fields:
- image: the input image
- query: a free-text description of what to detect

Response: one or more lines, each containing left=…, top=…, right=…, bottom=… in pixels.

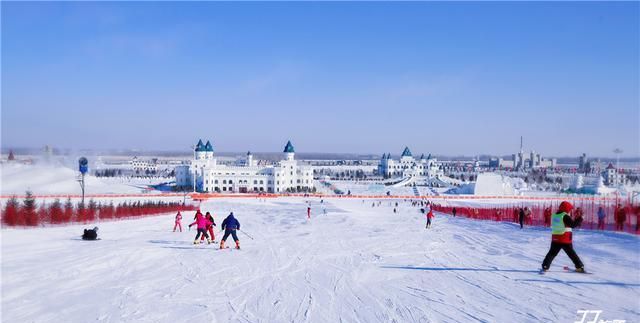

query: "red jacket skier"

left=189, top=211, right=212, bottom=245
left=425, top=209, right=435, bottom=229
left=200, top=212, right=216, bottom=242
left=541, top=201, right=584, bottom=272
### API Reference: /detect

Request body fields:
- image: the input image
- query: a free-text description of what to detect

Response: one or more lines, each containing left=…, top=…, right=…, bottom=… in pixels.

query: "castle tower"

left=283, top=140, right=295, bottom=161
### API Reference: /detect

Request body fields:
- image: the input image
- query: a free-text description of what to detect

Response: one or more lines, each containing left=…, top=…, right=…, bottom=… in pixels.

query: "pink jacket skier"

left=189, top=211, right=213, bottom=244
left=173, top=212, right=183, bottom=232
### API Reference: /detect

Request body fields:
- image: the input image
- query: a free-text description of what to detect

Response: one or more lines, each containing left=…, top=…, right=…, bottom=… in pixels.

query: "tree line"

left=1, top=191, right=196, bottom=227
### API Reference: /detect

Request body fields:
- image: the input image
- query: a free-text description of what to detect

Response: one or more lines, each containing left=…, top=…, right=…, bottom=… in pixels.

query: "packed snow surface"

left=2, top=197, right=639, bottom=322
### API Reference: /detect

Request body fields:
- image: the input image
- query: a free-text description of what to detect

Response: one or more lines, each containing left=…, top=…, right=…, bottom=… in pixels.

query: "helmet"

left=558, top=201, right=573, bottom=214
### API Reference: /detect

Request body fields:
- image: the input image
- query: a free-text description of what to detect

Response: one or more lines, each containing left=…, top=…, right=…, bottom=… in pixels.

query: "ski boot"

left=575, top=267, right=585, bottom=273
left=219, top=240, right=225, bottom=249
left=193, top=240, right=200, bottom=245
left=235, top=240, right=240, bottom=250
left=207, top=238, right=211, bottom=245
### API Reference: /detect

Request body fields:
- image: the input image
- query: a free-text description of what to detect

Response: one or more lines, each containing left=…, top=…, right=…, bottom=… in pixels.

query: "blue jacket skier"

left=220, top=212, right=241, bottom=249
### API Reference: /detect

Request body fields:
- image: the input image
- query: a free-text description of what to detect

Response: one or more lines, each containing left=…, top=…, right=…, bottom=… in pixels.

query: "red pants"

left=173, top=222, right=182, bottom=232
left=201, top=226, right=215, bottom=240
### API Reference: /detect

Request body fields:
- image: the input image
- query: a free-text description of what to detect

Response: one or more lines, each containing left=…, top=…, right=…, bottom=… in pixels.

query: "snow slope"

left=2, top=197, right=639, bottom=322
left=0, top=163, right=166, bottom=195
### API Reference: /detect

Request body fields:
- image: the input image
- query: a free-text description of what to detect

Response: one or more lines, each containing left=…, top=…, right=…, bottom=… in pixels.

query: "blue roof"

left=283, top=140, right=295, bottom=153
left=401, top=147, right=412, bottom=157
left=420, top=153, right=425, bottom=159
left=204, top=141, right=214, bottom=152
left=381, top=153, right=386, bottom=159
left=387, top=153, right=391, bottom=159
left=195, top=139, right=205, bottom=152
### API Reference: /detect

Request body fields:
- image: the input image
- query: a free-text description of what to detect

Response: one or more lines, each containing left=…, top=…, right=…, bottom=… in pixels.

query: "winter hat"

left=93, top=226, right=99, bottom=232
left=558, top=201, right=573, bottom=214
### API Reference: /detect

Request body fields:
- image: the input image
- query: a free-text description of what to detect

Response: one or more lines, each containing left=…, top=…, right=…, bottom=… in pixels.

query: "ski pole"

left=239, top=229, right=254, bottom=240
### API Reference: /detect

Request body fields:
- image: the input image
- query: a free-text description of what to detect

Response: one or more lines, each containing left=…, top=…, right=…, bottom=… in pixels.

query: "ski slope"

left=2, top=197, right=639, bottom=322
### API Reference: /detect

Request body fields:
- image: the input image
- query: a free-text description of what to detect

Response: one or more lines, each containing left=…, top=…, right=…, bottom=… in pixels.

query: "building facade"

left=377, top=147, right=441, bottom=178
left=130, top=156, right=158, bottom=173
left=175, top=140, right=314, bottom=193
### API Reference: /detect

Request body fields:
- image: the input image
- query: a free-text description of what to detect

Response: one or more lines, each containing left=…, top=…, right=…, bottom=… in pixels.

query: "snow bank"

left=473, top=173, right=526, bottom=196
left=0, top=163, right=161, bottom=195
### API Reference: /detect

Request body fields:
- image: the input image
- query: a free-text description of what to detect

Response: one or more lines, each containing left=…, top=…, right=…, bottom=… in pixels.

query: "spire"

left=381, top=153, right=386, bottom=160
left=195, top=139, right=205, bottom=152
left=247, top=151, right=252, bottom=155
left=401, top=146, right=412, bottom=157
left=204, top=140, right=214, bottom=152
left=283, top=140, right=295, bottom=153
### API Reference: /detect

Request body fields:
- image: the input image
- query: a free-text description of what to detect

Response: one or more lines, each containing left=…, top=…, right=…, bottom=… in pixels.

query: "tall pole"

left=80, top=173, right=85, bottom=205
left=613, top=148, right=623, bottom=170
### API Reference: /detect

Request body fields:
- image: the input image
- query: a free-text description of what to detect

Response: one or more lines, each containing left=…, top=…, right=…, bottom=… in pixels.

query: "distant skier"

left=541, top=201, right=585, bottom=273
left=173, top=211, right=183, bottom=232
left=220, top=212, right=241, bottom=249
left=307, top=206, right=311, bottom=219
left=82, top=227, right=99, bottom=240
left=425, top=209, right=435, bottom=229
left=597, top=206, right=606, bottom=230
left=200, top=212, right=216, bottom=242
left=452, top=207, right=457, bottom=217
left=393, top=208, right=397, bottom=214
left=543, top=207, right=552, bottom=227
left=615, top=204, right=626, bottom=231
left=518, top=208, right=525, bottom=229
left=573, top=207, right=584, bottom=229
left=189, top=211, right=212, bottom=245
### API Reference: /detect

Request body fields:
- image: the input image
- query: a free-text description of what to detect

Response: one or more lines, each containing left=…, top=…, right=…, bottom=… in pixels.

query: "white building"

left=175, top=140, right=314, bottom=193
left=604, top=163, right=625, bottom=186
left=377, top=147, right=441, bottom=178
left=130, top=156, right=158, bottom=173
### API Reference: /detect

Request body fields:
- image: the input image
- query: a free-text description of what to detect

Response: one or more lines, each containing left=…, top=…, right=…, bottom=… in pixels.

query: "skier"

left=173, top=211, right=182, bottom=232
left=615, top=204, right=626, bottom=231
left=597, top=206, right=606, bottom=230
left=189, top=211, right=212, bottom=245
left=82, top=227, right=99, bottom=240
left=518, top=208, right=525, bottom=229
left=220, top=212, right=241, bottom=249
left=307, top=206, right=311, bottom=219
left=543, top=207, right=552, bottom=227
left=541, top=201, right=585, bottom=273
left=425, top=209, right=434, bottom=229
left=452, top=207, right=457, bottom=217
left=200, top=212, right=216, bottom=242
left=573, top=207, right=584, bottom=229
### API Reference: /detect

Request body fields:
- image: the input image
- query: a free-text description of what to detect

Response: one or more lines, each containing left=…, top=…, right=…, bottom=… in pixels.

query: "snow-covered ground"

left=2, top=197, right=639, bottom=322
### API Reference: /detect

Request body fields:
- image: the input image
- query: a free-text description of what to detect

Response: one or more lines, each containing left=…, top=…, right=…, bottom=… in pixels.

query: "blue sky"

left=2, top=2, right=638, bottom=157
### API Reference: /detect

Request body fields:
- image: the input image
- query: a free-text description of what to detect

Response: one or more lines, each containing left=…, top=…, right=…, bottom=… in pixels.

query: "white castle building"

left=175, top=140, right=314, bottom=193
left=377, top=147, right=441, bottom=178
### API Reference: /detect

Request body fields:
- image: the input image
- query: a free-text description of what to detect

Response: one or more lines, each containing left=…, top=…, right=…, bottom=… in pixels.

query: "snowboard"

left=539, top=266, right=592, bottom=275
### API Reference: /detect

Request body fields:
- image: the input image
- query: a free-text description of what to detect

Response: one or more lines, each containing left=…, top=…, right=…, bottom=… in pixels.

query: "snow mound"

left=473, top=173, right=525, bottom=196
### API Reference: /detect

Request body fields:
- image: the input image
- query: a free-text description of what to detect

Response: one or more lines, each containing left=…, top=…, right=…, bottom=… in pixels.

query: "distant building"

left=491, top=137, right=556, bottom=169
left=377, top=147, right=441, bottom=178
left=604, top=163, right=625, bottom=186
left=7, top=150, right=15, bottom=161
left=175, top=140, right=314, bottom=193
left=130, top=156, right=158, bottom=173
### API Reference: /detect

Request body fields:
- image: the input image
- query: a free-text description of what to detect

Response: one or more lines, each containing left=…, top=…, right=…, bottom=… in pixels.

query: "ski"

left=563, top=266, right=592, bottom=274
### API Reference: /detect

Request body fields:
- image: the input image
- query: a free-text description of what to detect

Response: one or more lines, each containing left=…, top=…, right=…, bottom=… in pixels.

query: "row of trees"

left=1, top=192, right=196, bottom=227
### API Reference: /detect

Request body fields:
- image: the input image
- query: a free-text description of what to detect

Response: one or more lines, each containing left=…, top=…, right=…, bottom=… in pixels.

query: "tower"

left=247, top=151, right=253, bottom=167
left=283, top=140, right=295, bottom=161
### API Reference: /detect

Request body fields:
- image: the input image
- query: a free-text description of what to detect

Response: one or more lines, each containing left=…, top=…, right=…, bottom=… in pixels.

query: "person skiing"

left=518, top=208, right=525, bottom=229
left=452, top=207, right=457, bottom=217
left=615, top=204, right=626, bottom=231
left=82, top=227, right=99, bottom=240
left=307, top=206, right=311, bottom=219
left=220, top=212, right=241, bottom=249
left=597, top=206, right=606, bottom=230
left=573, top=207, right=584, bottom=229
left=543, top=207, right=552, bottom=227
left=425, top=209, right=435, bottom=229
left=541, top=201, right=585, bottom=273
left=200, top=212, right=216, bottom=242
left=173, top=211, right=183, bottom=232
left=189, top=211, right=212, bottom=245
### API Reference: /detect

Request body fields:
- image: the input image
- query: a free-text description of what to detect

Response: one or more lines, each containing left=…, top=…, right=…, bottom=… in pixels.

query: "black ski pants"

left=542, top=242, right=583, bottom=269
left=222, top=229, right=239, bottom=242
left=194, top=228, right=209, bottom=240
